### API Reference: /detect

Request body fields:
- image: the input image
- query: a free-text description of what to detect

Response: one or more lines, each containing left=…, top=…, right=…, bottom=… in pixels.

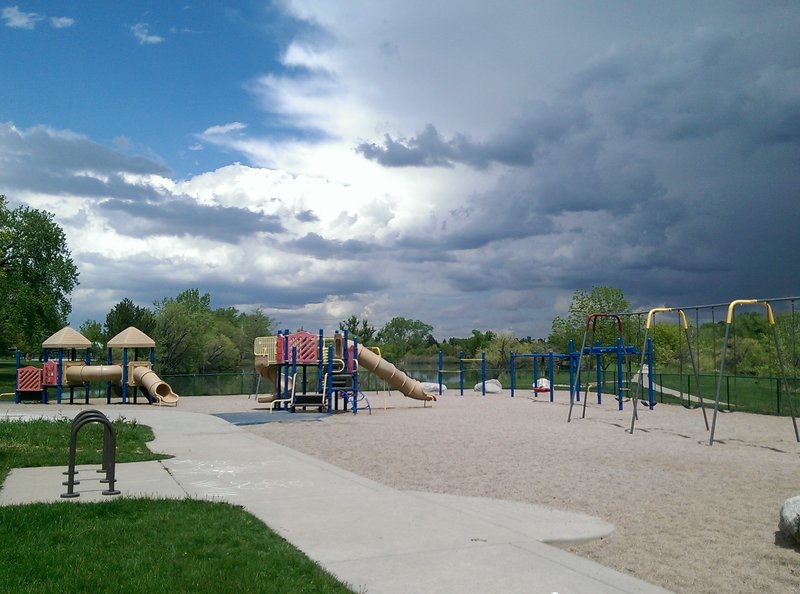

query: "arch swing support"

left=709, top=299, right=799, bottom=446
left=629, top=307, right=709, bottom=435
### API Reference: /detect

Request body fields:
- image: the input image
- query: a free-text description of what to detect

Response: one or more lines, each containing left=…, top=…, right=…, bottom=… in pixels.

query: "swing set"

left=708, top=299, right=799, bottom=445
left=629, top=307, right=709, bottom=434
left=623, top=297, right=799, bottom=446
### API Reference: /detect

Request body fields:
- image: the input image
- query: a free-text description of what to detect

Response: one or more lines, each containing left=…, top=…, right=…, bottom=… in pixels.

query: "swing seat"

left=533, top=378, right=551, bottom=394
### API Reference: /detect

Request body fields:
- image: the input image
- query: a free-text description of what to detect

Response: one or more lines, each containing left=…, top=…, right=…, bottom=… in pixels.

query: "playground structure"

left=14, top=326, right=179, bottom=406
left=253, top=329, right=437, bottom=414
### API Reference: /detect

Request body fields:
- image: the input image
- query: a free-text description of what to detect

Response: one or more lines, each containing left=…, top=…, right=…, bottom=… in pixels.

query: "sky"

left=1, top=1, right=799, bottom=341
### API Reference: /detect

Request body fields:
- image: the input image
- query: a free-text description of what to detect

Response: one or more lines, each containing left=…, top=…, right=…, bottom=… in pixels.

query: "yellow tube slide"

left=132, top=366, right=179, bottom=406
left=254, top=357, right=278, bottom=403
left=65, top=364, right=123, bottom=384
left=356, top=346, right=437, bottom=402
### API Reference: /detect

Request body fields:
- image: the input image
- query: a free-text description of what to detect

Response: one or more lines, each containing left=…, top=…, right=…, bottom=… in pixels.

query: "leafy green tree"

left=152, top=289, right=212, bottom=374
left=549, top=287, right=631, bottom=354
left=150, top=289, right=274, bottom=374
left=376, top=316, right=435, bottom=361
left=648, top=323, right=683, bottom=369
left=339, top=315, right=377, bottom=344
left=0, top=195, right=79, bottom=352
left=774, top=310, right=800, bottom=377
left=79, top=319, right=105, bottom=361
left=104, top=298, right=156, bottom=340
left=485, top=331, right=521, bottom=376
left=441, top=330, right=495, bottom=358
left=234, top=308, right=275, bottom=366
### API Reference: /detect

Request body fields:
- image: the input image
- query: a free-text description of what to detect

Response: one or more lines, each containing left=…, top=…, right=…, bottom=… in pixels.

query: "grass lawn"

left=0, top=417, right=354, bottom=594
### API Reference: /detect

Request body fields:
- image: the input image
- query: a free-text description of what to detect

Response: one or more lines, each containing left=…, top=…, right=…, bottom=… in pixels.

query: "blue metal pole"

left=510, top=352, right=516, bottom=397
left=317, top=329, right=324, bottom=394
left=326, top=344, right=334, bottom=414
left=568, top=339, right=579, bottom=402
left=343, top=329, right=350, bottom=376
left=459, top=351, right=465, bottom=395
left=84, top=348, right=91, bottom=403
left=292, top=345, right=298, bottom=411
left=438, top=351, right=444, bottom=396
left=282, top=331, right=290, bottom=410
left=56, top=348, right=63, bottom=404
left=532, top=354, right=537, bottom=393
left=352, top=338, right=359, bottom=415
left=481, top=352, right=486, bottom=396
left=15, top=349, right=21, bottom=403
left=41, top=349, right=50, bottom=403
left=548, top=351, right=555, bottom=402
left=595, top=340, right=602, bottom=404
left=616, top=337, right=624, bottom=411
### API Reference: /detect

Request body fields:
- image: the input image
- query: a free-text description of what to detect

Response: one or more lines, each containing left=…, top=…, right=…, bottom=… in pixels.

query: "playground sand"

left=221, top=390, right=800, bottom=594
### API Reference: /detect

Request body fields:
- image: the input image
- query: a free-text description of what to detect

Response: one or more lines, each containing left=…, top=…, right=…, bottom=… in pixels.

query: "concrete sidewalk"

left=1, top=405, right=671, bottom=593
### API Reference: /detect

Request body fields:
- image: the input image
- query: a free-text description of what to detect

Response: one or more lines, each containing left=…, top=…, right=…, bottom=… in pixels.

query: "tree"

left=339, top=315, right=377, bottom=345
left=376, top=316, right=435, bottom=361
left=548, top=287, right=631, bottom=354
left=0, top=195, right=79, bottom=352
left=485, top=331, right=521, bottom=376
left=104, top=298, right=156, bottom=340
left=234, top=308, right=275, bottom=366
left=152, top=289, right=212, bottom=374
left=149, top=289, right=274, bottom=374
left=79, top=319, right=105, bottom=361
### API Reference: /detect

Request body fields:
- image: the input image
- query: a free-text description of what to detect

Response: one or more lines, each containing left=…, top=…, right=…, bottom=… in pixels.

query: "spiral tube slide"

left=132, top=366, right=180, bottom=406
left=356, top=346, right=437, bottom=402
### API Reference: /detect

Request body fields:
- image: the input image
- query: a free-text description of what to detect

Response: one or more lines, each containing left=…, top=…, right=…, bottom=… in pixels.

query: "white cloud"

left=131, top=23, right=164, bottom=45
left=2, top=5, right=41, bottom=28
left=1, top=6, right=74, bottom=29
left=50, top=16, right=75, bottom=29
left=200, top=122, right=248, bottom=136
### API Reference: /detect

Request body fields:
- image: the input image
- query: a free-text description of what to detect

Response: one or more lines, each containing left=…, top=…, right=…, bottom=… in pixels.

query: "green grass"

left=0, top=499, right=353, bottom=594
left=0, top=417, right=354, bottom=594
left=0, top=358, right=19, bottom=397
left=0, top=416, right=169, bottom=484
left=653, top=372, right=800, bottom=416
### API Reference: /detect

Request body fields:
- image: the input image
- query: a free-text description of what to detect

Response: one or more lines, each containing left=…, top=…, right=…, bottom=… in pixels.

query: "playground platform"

left=0, top=398, right=671, bottom=594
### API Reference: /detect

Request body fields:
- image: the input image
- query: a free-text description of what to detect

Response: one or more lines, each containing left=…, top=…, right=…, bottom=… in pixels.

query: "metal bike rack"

left=61, top=409, right=121, bottom=498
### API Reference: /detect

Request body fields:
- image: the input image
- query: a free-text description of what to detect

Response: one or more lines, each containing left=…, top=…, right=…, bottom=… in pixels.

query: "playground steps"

left=292, top=393, right=325, bottom=409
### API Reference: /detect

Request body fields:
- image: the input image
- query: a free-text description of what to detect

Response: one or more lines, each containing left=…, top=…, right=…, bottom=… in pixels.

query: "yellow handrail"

left=725, top=299, right=775, bottom=325
left=645, top=307, right=689, bottom=330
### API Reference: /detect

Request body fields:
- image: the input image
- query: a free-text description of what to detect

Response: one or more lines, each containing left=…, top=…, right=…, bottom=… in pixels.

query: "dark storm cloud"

left=282, top=232, right=380, bottom=259
left=355, top=105, right=589, bottom=170
left=96, top=195, right=284, bottom=242
left=295, top=209, right=319, bottom=223
left=0, top=122, right=170, bottom=198
left=355, top=123, right=533, bottom=169
left=400, top=26, right=800, bottom=308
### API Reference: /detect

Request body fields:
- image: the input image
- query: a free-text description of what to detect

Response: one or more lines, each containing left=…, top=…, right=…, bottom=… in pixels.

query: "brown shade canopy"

left=42, top=327, right=92, bottom=349
left=107, top=327, right=156, bottom=348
